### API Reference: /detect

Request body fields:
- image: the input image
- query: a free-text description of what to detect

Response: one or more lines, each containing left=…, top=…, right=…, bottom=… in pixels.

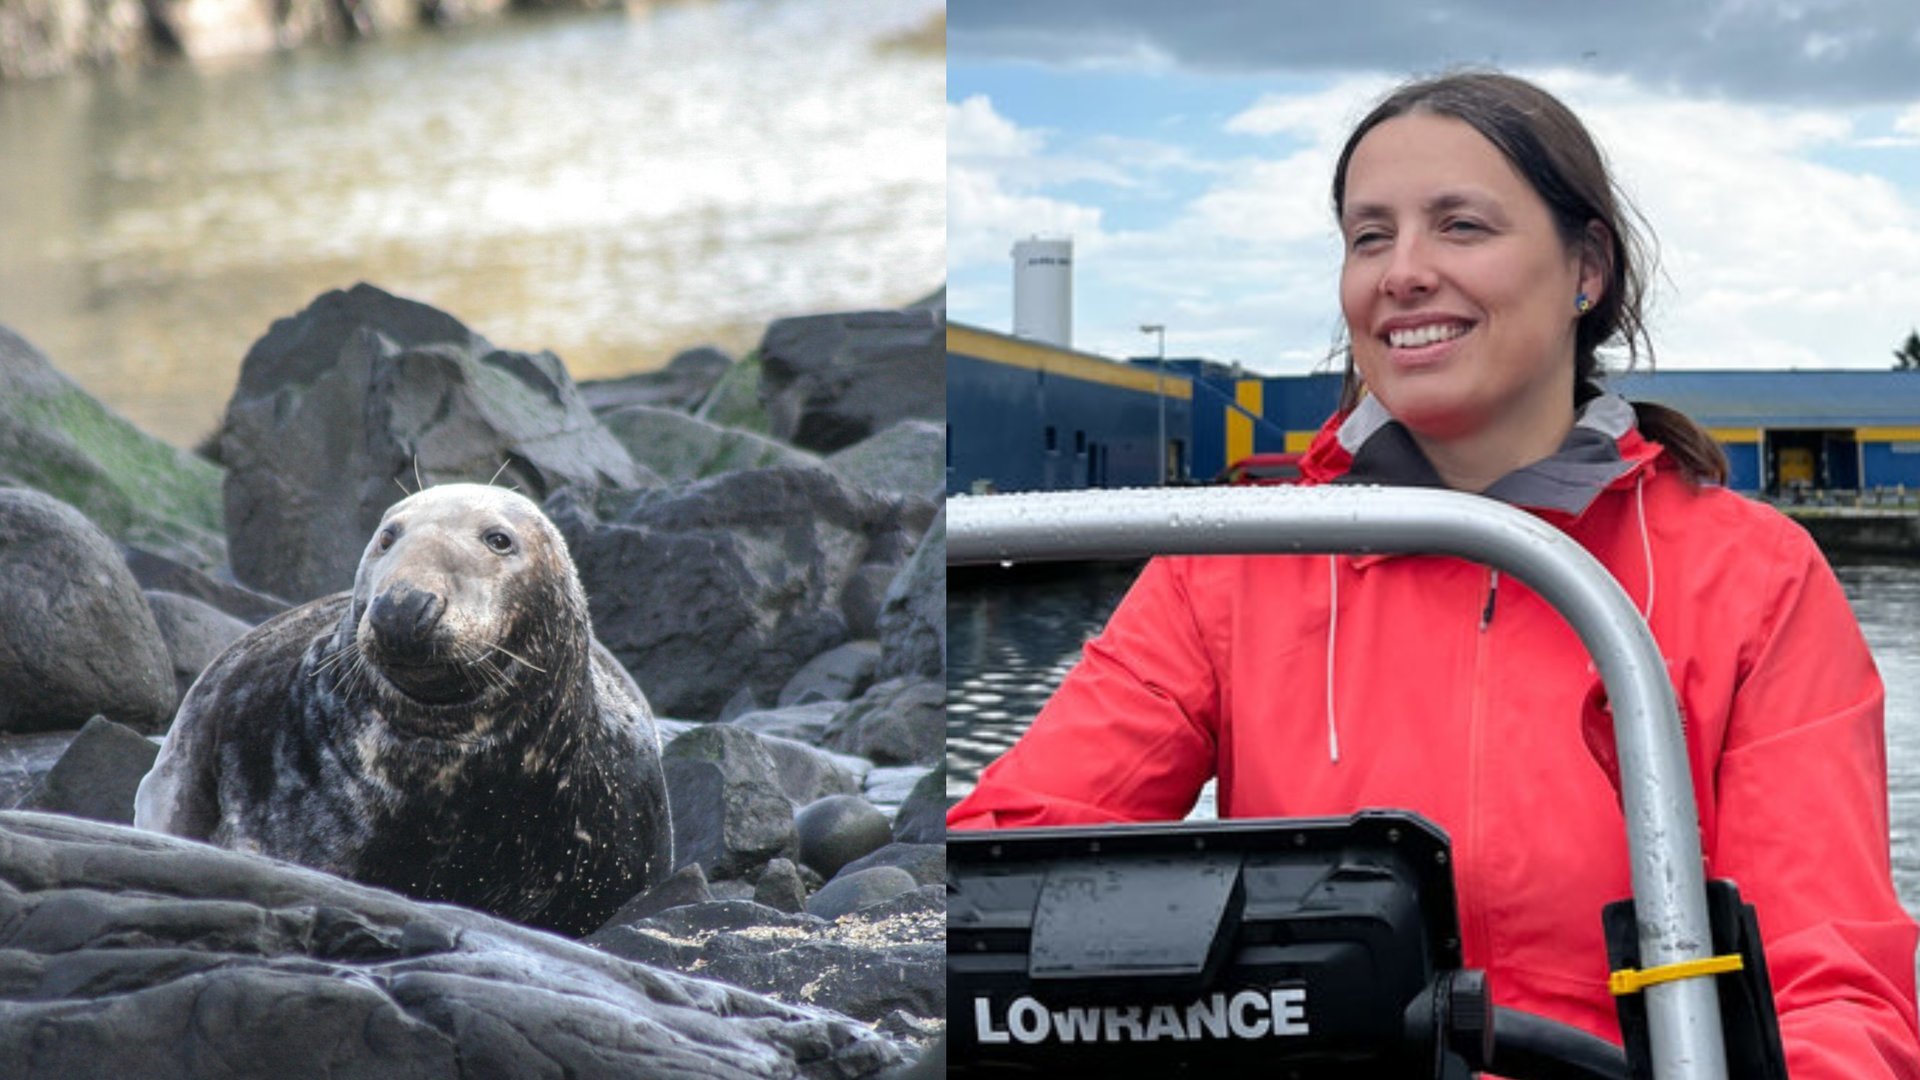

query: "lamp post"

left=1140, top=323, right=1166, bottom=485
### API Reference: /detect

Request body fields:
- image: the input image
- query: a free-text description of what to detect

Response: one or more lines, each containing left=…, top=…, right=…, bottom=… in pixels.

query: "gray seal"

left=135, top=483, right=672, bottom=936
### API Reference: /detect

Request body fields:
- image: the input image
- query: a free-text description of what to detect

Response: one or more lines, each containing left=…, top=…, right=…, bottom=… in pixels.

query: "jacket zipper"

left=1464, top=566, right=1499, bottom=972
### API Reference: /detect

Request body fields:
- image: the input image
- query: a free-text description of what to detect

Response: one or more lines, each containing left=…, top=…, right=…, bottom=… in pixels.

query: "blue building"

left=949, top=320, right=1920, bottom=496
left=947, top=324, right=1192, bottom=495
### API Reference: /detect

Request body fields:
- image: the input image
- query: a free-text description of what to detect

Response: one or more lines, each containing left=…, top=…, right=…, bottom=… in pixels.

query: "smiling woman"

left=949, top=70, right=1920, bottom=1080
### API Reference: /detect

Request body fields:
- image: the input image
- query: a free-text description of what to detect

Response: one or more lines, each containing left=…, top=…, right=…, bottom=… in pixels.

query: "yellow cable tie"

left=1608, top=954, right=1744, bottom=997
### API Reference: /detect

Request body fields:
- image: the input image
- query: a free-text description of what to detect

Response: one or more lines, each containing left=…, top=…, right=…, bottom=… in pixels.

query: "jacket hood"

left=1298, top=392, right=1665, bottom=520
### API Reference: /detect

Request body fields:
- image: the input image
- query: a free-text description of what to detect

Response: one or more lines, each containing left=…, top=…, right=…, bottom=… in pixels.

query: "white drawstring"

left=1635, top=471, right=1656, bottom=622
left=1326, top=555, right=1341, bottom=763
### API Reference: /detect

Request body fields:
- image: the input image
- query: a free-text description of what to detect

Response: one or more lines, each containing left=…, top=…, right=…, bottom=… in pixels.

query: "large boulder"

left=588, top=896, right=943, bottom=1026
left=825, top=421, right=944, bottom=503
left=889, top=764, right=945, bottom=846
left=661, top=725, right=798, bottom=882
left=779, top=640, right=881, bottom=707
left=218, top=283, right=649, bottom=602
left=142, top=590, right=252, bottom=707
left=757, top=310, right=944, bottom=453
left=17, top=715, right=156, bottom=823
left=822, top=678, right=943, bottom=767
left=0, top=487, right=175, bottom=733
left=876, top=506, right=945, bottom=681
left=795, top=795, right=892, bottom=880
left=694, top=350, right=772, bottom=433
left=549, top=467, right=930, bottom=720
left=0, top=325, right=226, bottom=570
left=579, top=347, right=734, bottom=415
left=0, top=732, right=78, bottom=810
left=0, top=812, right=905, bottom=1079
left=120, top=545, right=289, bottom=625
left=599, top=404, right=821, bottom=483
left=806, top=868, right=921, bottom=921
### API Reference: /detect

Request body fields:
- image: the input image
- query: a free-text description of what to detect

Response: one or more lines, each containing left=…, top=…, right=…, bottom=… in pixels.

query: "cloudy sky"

left=948, top=1, right=1920, bottom=374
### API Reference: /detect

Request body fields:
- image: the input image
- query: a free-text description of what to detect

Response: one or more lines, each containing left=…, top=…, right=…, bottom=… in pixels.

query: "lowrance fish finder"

left=948, top=811, right=1515, bottom=1077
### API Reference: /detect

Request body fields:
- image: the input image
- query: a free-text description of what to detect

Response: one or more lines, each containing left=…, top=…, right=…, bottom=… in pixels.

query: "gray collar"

left=1334, top=393, right=1638, bottom=514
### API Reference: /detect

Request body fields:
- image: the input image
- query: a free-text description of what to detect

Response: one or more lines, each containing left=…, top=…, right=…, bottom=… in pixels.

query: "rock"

left=588, top=898, right=942, bottom=1026
left=597, top=862, right=714, bottom=928
left=717, top=686, right=763, bottom=724
left=890, top=764, right=945, bottom=845
left=825, top=421, right=945, bottom=502
left=795, top=795, right=892, bottom=881
left=876, top=506, right=944, bottom=681
left=121, top=545, right=290, bottom=624
left=600, top=403, right=822, bottom=482
left=0, top=325, right=226, bottom=570
left=18, top=715, right=157, bottom=824
left=0, top=0, right=147, bottom=79
left=218, top=283, right=650, bottom=602
left=661, top=725, right=797, bottom=881
left=750, top=730, right=863, bottom=806
left=838, top=843, right=943, bottom=888
left=880, top=1037, right=944, bottom=1080
left=0, top=731, right=79, bottom=810
left=0, top=487, right=175, bottom=733
left=730, top=701, right=844, bottom=745
left=805, top=866, right=919, bottom=921
left=694, top=349, right=772, bottom=433
left=579, top=347, right=734, bottom=414
left=822, top=678, right=943, bottom=767
left=840, top=562, right=898, bottom=640
left=0, top=812, right=905, bottom=1078
left=757, top=310, right=944, bottom=453
left=143, top=590, right=251, bottom=706
left=549, top=467, right=926, bottom=720
left=753, top=857, right=807, bottom=913
left=779, top=641, right=881, bottom=707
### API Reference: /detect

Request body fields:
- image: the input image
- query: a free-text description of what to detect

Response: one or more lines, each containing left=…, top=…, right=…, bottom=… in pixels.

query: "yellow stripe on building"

left=1226, top=379, right=1263, bottom=466
left=1856, top=426, right=1920, bottom=442
left=1705, top=427, right=1761, bottom=444
left=946, top=325, right=1193, bottom=399
left=1285, top=431, right=1315, bottom=453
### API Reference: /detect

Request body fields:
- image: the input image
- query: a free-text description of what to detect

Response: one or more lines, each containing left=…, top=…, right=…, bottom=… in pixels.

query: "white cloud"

left=1536, top=69, right=1920, bottom=369
left=1895, top=103, right=1920, bottom=139
left=946, top=95, right=1106, bottom=270
left=955, top=68, right=1920, bottom=374
left=1224, top=76, right=1395, bottom=145
left=949, top=94, right=1043, bottom=158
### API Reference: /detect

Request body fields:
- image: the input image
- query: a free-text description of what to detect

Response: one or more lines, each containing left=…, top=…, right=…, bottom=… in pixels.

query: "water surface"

left=0, top=0, right=944, bottom=446
left=949, top=558, right=1920, bottom=914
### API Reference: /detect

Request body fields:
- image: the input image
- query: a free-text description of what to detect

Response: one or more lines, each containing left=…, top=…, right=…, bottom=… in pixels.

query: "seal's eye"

left=377, top=526, right=398, bottom=553
left=483, top=529, right=516, bottom=556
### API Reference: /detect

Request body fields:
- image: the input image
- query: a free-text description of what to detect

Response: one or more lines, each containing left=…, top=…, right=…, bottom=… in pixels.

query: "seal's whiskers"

left=487, top=641, right=548, bottom=674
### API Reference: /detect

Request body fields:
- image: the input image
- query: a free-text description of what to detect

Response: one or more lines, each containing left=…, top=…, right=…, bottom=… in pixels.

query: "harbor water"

left=947, top=557, right=1920, bottom=916
left=0, top=0, right=944, bottom=447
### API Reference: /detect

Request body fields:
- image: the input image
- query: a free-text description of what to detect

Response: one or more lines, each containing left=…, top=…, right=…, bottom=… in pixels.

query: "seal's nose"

left=368, top=585, right=446, bottom=656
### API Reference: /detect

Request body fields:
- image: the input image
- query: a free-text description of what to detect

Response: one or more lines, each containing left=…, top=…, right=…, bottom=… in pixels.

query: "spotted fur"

left=134, top=484, right=673, bottom=937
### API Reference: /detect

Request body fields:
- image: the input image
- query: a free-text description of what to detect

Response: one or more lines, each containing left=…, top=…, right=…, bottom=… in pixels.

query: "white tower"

left=1011, top=236, right=1072, bottom=348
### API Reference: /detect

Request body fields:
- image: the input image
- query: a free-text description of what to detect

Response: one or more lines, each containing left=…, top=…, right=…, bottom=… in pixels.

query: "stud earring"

left=1575, top=293, right=1593, bottom=315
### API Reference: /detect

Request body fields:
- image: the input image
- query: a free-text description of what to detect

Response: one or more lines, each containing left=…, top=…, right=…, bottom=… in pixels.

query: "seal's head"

left=348, top=483, right=587, bottom=726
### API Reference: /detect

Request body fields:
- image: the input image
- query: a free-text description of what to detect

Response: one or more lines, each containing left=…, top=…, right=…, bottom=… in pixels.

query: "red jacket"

left=950, top=396, right=1920, bottom=1078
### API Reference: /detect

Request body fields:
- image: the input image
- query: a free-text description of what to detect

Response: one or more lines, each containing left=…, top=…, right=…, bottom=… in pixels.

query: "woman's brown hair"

left=1329, top=71, right=1727, bottom=484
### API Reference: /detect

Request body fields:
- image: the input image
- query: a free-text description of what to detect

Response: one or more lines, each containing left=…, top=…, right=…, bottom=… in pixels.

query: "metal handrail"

left=947, top=484, right=1728, bottom=1080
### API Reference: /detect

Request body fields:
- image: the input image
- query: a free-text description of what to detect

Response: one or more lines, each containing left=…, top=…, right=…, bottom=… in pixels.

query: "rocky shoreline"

left=0, top=0, right=945, bottom=82
left=0, top=282, right=945, bottom=1077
